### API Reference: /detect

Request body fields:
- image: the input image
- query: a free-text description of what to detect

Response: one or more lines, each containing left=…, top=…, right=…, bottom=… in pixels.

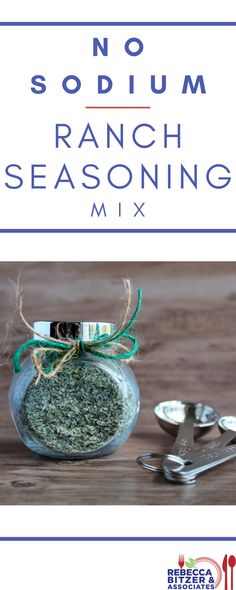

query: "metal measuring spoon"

left=164, top=415, right=236, bottom=484
left=157, top=401, right=220, bottom=483
left=218, top=415, right=236, bottom=434
left=137, top=400, right=219, bottom=476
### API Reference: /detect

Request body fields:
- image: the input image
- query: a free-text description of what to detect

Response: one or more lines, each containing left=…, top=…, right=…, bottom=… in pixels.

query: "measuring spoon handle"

left=203, top=429, right=236, bottom=451
left=170, top=444, right=236, bottom=479
left=162, top=415, right=195, bottom=473
left=174, top=429, right=236, bottom=468
left=171, top=415, right=195, bottom=456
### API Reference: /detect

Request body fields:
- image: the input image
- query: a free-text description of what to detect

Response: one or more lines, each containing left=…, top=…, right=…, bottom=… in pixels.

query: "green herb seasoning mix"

left=21, top=359, right=130, bottom=454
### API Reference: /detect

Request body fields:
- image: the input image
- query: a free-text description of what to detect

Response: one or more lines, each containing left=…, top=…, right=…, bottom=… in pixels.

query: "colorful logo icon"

left=167, top=554, right=236, bottom=589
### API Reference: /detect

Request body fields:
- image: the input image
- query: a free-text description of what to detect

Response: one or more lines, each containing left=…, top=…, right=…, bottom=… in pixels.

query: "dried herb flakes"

left=21, top=360, right=127, bottom=454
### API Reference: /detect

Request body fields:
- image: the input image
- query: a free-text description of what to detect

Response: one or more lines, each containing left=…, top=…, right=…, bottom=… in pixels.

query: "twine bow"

left=13, top=280, right=142, bottom=382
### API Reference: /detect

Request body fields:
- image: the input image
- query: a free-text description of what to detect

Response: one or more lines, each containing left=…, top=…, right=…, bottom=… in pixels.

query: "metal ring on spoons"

left=137, top=452, right=182, bottom=473
left=137, top=400, right=220, bottom=478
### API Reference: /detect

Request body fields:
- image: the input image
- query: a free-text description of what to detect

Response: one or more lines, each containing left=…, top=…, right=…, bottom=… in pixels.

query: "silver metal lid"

left=33, top=321, right=115, bottom=342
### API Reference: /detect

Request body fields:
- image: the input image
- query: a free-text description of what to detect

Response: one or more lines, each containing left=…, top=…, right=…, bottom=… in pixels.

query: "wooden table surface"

left=1, top=261, right=236, bottom=505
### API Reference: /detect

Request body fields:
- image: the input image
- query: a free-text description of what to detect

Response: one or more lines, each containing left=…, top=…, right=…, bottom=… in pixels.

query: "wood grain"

left=1, top=261, right=236, bottom=504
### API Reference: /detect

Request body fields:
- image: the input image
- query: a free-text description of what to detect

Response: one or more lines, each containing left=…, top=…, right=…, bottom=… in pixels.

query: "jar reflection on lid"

left=33, top=321, right=116, bottom=342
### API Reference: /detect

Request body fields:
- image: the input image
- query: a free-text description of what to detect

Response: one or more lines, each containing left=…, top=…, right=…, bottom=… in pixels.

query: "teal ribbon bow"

left=13, top=288, right=142, bottom=378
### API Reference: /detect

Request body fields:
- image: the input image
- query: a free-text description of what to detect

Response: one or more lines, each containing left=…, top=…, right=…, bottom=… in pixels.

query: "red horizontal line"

left=86, top=106, right=151, bottom=109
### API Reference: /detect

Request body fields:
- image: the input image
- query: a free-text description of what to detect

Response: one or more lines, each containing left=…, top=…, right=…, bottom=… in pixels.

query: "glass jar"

left=9, top=321, right=140, bottom=459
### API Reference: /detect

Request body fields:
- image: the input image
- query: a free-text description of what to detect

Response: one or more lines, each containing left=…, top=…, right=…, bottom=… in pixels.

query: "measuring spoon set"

left=137, top=400, right=236, bottom=484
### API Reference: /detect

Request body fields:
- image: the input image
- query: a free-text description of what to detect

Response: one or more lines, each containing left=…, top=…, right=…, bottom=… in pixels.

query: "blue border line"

left=0, top=229, right=236, bottom=233
left=0, top=22, right=236, bottom=26
left=2, top=20, right=233, bottom=234
left=0, top=536, right=235, bottom=541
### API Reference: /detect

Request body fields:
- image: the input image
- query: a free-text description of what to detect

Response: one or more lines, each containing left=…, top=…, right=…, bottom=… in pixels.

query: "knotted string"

left=13, top=279, right=142, bottom=382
